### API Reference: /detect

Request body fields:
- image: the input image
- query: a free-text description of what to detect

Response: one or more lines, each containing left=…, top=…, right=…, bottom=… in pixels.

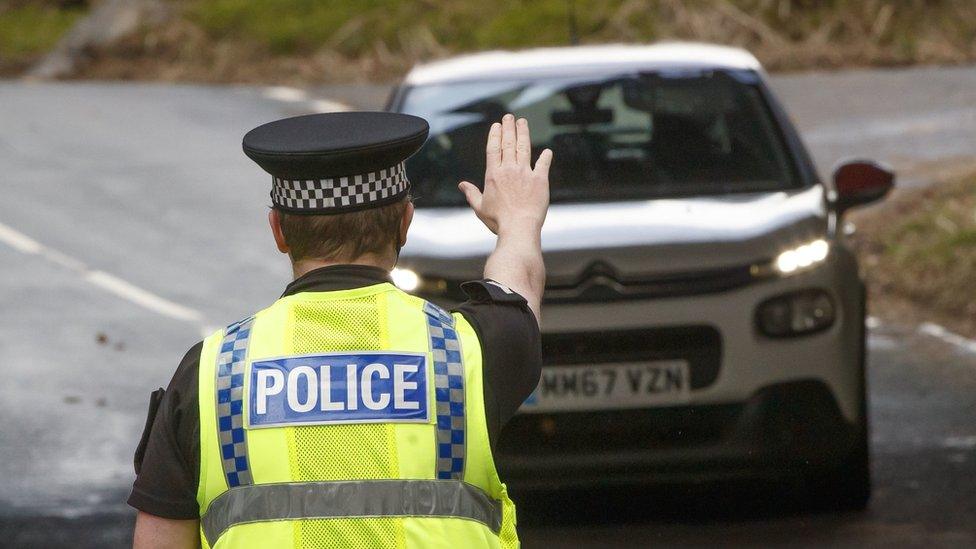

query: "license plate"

left=519, top=360, right=690, bottom=413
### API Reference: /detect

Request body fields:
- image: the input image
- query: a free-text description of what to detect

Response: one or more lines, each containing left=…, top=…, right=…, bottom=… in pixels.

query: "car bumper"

left=528, top=249, right=865, bottom=422
left=495, top=379, right=861, bottom=489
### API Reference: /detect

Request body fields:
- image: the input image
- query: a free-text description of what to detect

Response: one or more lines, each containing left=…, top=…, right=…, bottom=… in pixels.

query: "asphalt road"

left=1, top=64, right=975, bottom=547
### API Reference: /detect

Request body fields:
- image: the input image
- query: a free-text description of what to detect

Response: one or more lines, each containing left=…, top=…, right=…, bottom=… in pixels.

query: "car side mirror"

left=832, top=159, right=895, bottom=214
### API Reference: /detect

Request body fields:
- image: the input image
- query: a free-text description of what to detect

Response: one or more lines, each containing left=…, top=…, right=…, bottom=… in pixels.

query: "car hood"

left=400, top=186, right=828, bottom=280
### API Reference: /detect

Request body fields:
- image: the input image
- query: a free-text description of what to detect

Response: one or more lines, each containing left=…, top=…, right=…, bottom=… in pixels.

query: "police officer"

left=129, top=111, right=552, bottom=548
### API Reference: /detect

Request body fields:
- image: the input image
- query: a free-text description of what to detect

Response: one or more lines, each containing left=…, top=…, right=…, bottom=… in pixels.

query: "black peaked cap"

left=243, top=112, right=429, bottom=180
left=242, top=112, right=428, bottom=214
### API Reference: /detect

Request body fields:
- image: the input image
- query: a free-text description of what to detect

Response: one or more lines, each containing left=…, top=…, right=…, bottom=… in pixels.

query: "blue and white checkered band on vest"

left=271, top=162, right=408, bottom=211
left=423, top=301, right=466, bottom=480
left=215, top=316, right=255, bottom=488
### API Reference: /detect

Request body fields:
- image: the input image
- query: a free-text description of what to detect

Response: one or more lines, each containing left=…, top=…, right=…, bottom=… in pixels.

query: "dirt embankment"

left=4, top=0, right=976, bottom=84
left=851, top=163, right=976, bottom=337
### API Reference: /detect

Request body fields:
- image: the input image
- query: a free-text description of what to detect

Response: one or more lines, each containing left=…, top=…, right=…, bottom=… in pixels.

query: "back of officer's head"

left=243, top=111, right=429, bottom=264
left=274, top=197, right=411, bottom=263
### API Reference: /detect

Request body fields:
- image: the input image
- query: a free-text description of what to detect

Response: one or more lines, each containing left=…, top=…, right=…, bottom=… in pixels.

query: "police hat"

left=243, top=112, right=429, bottom=214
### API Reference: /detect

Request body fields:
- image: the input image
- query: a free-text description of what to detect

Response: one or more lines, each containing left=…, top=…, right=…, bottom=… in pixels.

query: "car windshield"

left=398, top=69, right=799, bottom=207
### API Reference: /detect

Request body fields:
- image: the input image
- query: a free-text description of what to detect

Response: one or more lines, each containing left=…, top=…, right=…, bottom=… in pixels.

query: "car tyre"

left=804, top=428, right=870, bottom=511
left=805, top=285, right=871, bottom=511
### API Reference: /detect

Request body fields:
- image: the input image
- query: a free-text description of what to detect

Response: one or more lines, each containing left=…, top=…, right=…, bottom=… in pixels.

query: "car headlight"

left=756, top=289, right=835, bottom=338
left=774, top=238, right=829, bottom=275
left=390, top=268, right=421, bottom=292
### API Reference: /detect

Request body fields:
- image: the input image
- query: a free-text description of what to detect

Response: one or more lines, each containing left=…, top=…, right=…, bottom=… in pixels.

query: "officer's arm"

left=132, top=511, right=199, bottom=549
left=458, top=114, right=551, bottom=323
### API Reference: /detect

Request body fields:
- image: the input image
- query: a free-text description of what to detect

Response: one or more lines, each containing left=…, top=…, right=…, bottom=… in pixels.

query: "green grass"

left=183, top=0, right=621, bottom=56
left=181, top=0, right=976, bottom=64
left=0, top=4, right=85, bottom=60
left=4, top=0, right=976, bottom=79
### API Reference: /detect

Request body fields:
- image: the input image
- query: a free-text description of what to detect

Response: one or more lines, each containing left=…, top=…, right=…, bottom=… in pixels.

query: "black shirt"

left=127, top=265, right=541, bottom=519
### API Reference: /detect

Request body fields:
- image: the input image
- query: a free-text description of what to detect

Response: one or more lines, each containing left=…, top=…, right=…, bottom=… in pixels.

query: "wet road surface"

left=1, top=65, right=975, bottom=546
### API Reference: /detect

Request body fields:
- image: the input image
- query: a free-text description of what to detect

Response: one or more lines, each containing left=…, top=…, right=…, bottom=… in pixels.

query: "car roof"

left=404, top=42, right=763, bottom=86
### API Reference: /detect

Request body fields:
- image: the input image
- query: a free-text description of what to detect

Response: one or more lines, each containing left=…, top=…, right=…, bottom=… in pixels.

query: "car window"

left=399, top=69, right=799, bottom=207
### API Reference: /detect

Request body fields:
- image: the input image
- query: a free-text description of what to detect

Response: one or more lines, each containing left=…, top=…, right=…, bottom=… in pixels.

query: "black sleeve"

left=127, top=342, right=202, bottom=519
left=453, top=279, right=542, bottom=448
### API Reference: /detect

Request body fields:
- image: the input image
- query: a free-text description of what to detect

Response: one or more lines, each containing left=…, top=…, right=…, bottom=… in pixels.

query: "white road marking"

left=943, top=435, right=976, bottom=449
left=310, top=98, right=351, bottom=113
left=262, top=86, right=352, bottom=113
left=0, top=221, right=43, bottom=254
left=868, top=334, right=899, bottom=351
left=85, top=270, right=202, bottom=323
left=918, top=322, right=976, bottom=354
left=262, top=86, right=308, bottom=102
left=0, top=220, right=207, bottom=326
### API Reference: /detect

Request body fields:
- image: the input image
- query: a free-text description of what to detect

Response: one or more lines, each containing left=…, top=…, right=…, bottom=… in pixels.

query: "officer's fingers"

left=458, top=181, right=483, bottom=211
left=516, top=118, right=531, bottom=165
left=500, top=114, right=516, bottom=164
left=485, top=122, right=502, bottom=167
left=533, top=148, right=553, bottom=177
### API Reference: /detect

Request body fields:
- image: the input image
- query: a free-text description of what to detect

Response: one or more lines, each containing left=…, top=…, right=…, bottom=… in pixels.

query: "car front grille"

left=417, top=263, right=759, bottom=304
left=542, top=326, right=721, bottom=389
left=497, top=403, right=743, bottom=455
left=495, top=326, right=724, bottom=457
left=543, top=263, right=758, bottom=303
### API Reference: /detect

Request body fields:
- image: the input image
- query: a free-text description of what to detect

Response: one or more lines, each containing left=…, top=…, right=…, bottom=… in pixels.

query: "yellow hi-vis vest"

left=195, top=282, right=519, bottom=548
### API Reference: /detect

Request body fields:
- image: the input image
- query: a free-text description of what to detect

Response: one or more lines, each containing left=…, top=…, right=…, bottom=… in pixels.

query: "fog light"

left=391, top=268, right=421, bottom=292
left=756, top=289, right=835, bottom=337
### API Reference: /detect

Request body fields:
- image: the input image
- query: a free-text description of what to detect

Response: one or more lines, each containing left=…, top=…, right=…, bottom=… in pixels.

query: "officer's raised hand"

left=458, top=114, right=552, bottom=323
left=459, top=114, right=552, bottom=235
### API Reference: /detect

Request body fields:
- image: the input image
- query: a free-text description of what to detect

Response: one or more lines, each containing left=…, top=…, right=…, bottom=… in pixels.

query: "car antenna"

left=567, top=0, right=580, bottom=45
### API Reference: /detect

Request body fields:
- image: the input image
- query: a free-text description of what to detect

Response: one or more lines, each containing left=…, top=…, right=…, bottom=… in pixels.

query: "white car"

left=388, top=43, right=893, bottom=509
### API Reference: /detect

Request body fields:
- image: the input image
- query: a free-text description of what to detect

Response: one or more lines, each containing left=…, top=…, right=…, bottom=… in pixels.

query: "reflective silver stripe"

left=201, top=480, right=502, bottom=546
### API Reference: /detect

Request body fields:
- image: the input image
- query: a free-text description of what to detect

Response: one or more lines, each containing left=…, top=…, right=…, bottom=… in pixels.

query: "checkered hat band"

left=272, top=162, right=408, bottom=211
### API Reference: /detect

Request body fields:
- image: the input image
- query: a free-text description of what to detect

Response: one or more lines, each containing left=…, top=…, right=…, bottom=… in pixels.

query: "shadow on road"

left=0, top=512, right=135, bottom=549
left=517, top=480, right=845, bottom=522
left=515, top=481, right=869, bottom=547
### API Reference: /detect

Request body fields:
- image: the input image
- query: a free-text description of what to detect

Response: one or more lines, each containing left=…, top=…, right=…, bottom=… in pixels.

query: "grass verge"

left=0, top=2, right=86, bottom=74
left=179, top=0, right=976, bottom=66
left=69, top=0, right=976, bottom=83
left=852, top=165, right=976, bottom=337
